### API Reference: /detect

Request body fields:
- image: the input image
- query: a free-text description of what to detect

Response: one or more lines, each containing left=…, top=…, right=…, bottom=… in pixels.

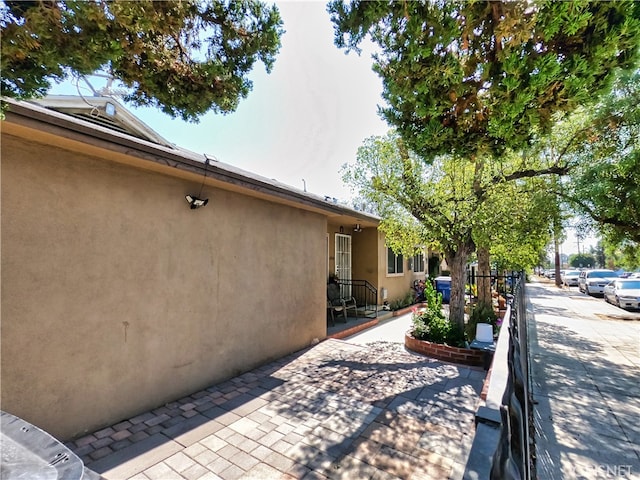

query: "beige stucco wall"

left=377, top=232, right=413, bottom=304
left=1, top=133, right=327, bottom=440
left=351, top=228, right=378, bottom=288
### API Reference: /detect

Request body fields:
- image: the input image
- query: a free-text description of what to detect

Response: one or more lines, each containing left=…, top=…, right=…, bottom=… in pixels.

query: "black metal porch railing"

left=337, top=279, right=378, bottom=317
left=491, top=277, right=532, bottom=479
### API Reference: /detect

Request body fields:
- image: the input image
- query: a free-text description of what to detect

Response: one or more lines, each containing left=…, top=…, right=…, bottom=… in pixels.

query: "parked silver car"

left=603, top=279, right=640, bottom=310
left=578, top=269, right=619, bottom=295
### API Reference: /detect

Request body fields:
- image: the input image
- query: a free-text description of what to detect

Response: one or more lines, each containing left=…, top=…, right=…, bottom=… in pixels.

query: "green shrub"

left=411, top=281, right=466, bottom=347
left=465, top=302, right=498, bottom=341
left=389, top=289, right=415, bottom=310
left=423, top=279, right=442, bottom=310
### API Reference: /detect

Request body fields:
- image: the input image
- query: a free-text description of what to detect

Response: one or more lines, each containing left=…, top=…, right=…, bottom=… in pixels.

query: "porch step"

left=356, top=306, right=378, bottom=319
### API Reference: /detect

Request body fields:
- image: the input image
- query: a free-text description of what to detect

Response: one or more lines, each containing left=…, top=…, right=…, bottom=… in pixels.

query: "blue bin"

left=434, top=276, right=451, bottom=303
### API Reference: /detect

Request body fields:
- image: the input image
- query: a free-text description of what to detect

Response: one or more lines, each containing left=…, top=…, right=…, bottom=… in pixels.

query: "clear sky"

left=51, top=1, right=389, bottom=201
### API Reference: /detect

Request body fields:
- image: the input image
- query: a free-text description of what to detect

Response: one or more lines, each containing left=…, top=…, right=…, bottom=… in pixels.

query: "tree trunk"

left=477, top=245, right=492, bottom=307
left=446, top=239, right=475, bottom=332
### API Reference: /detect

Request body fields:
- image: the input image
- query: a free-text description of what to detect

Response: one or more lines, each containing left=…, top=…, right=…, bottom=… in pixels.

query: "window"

left=413, top=252, right=425, bottom=273
left=387, top=248, right=404, bottom=275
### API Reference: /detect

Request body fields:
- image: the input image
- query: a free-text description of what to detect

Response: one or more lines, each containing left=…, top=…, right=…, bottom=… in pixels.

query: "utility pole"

left=552, top=178, right=562, bottom=287
left=554, top=230, right=562, bottom=287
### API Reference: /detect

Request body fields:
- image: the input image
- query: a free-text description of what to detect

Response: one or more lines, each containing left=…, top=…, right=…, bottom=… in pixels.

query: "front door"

left=335, top=233, right=352, bottom=297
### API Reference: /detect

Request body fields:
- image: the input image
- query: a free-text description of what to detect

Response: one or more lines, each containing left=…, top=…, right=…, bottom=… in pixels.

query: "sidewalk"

left=69, top=314, right=485, bottom=480
left=527, top=280, right=640, bottom=479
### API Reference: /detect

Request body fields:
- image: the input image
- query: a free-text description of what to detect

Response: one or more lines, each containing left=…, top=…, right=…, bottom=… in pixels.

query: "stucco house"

left=1, top=96, right=436, bottom=441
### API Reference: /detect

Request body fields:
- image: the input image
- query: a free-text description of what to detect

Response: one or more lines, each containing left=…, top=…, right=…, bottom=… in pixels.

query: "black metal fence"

left=490, top=276, right=533, bottom=479
left=466, top=272, right=521, bottom=304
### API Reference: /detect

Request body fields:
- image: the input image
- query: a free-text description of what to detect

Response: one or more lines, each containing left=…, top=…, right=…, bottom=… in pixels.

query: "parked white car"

left=603, top=279, right=640, bottom=310
left=578, top=269, right=619, bottom=296
left=561, top=270, right=581, bottom=287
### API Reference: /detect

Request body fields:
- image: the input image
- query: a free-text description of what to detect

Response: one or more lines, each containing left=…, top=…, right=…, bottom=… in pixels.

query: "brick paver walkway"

left=68, top=339, right=485, bottom=480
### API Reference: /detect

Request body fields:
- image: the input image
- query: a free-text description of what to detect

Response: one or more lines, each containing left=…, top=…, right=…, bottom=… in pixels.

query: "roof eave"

left=2, top=98, right=380, bottom=226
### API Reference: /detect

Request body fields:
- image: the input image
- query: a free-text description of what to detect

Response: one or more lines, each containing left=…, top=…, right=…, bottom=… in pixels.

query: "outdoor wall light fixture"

left=186, top=155, right=212, bottom=210
left=185, top=195, right=208, bottom=209
left=353, top=224, right=362, bottom=233
left=339, top=226, right=344, bottom=234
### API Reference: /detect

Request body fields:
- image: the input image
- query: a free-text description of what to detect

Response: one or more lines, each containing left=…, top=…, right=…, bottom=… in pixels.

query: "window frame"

left=386, top=247, right=404, bottom=276
left=412, top=251, right=425, bottom=273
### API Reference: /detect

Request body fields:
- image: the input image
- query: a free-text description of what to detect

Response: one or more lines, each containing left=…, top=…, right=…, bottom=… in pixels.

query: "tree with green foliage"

left=343, top=132, right=557, bottom=329
left=470, top=161, right=560, bottom=296
left=330, top=0, right=640, bottom=160
left=1, top=0, right=283, bottom=121
left=532, top=70, right=640, bottom=268
left=332, top=0, right=640, bottom=329
left=569, top=253, right=595, bottom=269
left=558, top=70, right=640, bottom=245
left=343, top=133, right=477, bottom=327
left=602, top=237, right=640, bottom=271
left=478, top=176, right=557, bottom=273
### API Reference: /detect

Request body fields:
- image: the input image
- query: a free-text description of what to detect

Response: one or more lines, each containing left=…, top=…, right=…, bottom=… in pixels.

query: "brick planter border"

left=404, top=331, right=485, bottom=367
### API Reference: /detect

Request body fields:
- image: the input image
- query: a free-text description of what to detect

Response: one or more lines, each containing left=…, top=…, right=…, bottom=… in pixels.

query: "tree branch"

left=554, top=189, right=640, bottom=234
left=499, top=164, right=572, bottom=183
